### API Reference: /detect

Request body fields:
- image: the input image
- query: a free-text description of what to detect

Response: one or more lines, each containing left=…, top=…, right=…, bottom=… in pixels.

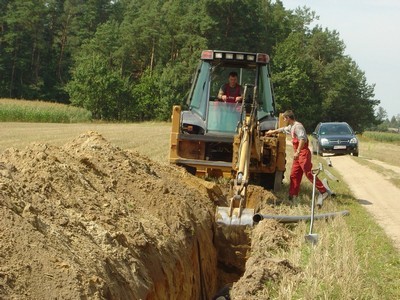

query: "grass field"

left=352, top=131, right=400, bottom=189
left=1, top=123, right=399, bottom=299
left=270, top=144, right=400, bottom=299
left=0, top=122, right=171, bottom=162
left=274, top=150, right=400, bottom=299
left=356, top=133, right=400, bottom=168
left=362, top=130, right=400, bottom=144
left=0, top=98, right=92, bottom=123
left=350, top=135, right=400, bottom=189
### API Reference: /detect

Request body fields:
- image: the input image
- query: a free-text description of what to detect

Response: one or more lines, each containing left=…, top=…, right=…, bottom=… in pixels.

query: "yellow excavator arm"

left=216, top=85, right=259, bottom=226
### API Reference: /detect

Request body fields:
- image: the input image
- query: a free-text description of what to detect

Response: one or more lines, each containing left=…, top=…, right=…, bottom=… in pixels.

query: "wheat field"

left=0, top=98, right=92, bottom=123
left=0, top=122, right=171, bottom=162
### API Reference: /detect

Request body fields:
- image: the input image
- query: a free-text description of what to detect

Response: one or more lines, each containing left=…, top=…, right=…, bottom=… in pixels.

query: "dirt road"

left=329, top=155, right=400, bottom=251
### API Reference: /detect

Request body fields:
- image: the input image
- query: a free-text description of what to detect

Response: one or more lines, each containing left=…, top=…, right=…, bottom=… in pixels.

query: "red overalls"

left=224, top=84, right=241, bottom=103
left=290, top=123, right=327, bottom=197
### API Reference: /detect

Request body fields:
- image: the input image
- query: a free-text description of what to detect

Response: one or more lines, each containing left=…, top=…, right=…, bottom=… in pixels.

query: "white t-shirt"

left=280, top=121, right=308, bottom=141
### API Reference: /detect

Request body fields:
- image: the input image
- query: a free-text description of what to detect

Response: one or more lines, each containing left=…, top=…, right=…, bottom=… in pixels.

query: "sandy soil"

left=0, top=131, right=295, bottom=299
left=329, top=155, right=400, bottom=251
left=364, top=158, right=400, bottom=175
left=0, top=131, right=220, bottom=299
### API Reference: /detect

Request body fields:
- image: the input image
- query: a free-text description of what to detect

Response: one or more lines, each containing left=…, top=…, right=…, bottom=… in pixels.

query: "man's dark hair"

left=228, top=71, right=238, bottom=78
left=283, top=110, right=295, bottom=120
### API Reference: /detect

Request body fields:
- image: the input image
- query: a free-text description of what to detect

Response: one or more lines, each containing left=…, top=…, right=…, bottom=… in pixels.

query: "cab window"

left=209, top=65, right=256, bottom=98
left=189, top=62, right=211, bottom=118
left=258, top=65, right=274, bottom=114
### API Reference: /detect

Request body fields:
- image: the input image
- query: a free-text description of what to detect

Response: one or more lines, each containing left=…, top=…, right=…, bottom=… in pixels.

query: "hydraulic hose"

left=253, top=210, right=349, bottom=224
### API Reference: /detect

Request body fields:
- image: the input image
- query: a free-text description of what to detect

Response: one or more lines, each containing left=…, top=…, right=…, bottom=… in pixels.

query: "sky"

left=282, top=0, right=400, bottom=118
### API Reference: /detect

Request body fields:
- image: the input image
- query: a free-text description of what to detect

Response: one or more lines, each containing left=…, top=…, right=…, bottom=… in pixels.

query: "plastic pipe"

left=253, top=210, right=349, bottom=224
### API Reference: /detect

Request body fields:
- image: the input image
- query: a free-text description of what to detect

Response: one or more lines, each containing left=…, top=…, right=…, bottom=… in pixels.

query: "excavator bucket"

left=215, top=206, right=254, bottom=226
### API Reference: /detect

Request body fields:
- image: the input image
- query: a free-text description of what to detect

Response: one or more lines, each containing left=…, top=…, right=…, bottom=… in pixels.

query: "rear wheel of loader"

left=258, top=171, right=283, bottom=192
left=258, top=173, right=273, bottom=190
left=273, top=171, right=284, bottom=192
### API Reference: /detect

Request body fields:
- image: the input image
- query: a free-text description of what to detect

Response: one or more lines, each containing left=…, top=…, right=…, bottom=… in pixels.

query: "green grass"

left=357, top=134, right=400, bottom=168
left=0, top=98, right=92, bottom=123
left=361, top=131, right=400, bottom=144
left=343, top=195, right=400, bottom=299
left=354, top=131, right=400, bottom=188
left=271, top=148, right=400, bottom=299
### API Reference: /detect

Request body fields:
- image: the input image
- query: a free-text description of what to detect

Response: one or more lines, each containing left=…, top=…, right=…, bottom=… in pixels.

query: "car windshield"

left=320, top=124, right=352, bottom=135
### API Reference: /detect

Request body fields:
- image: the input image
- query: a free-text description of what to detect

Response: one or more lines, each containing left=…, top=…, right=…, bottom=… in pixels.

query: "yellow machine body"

left=169, top=50, right=286, bottom=225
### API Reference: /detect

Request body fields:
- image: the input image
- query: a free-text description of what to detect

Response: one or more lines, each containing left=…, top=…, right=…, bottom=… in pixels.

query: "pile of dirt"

left=0, top=131, right=299, bottom=299
left=230, top=219, right=300, bottom=299
left=0, top=131, right=222, bottom=299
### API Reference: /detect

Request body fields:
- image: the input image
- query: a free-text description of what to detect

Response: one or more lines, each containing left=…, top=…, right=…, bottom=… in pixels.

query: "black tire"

left=258, top=171, right=284, bottom=191
left=258, top=173, right=274, bottom=190
left=352, top=152, right=359, bottom=157
left=310, top=141, right=316, bottom=154
left=318, top=148, right=324, bottom=156
left=273, top=170, right=284, bottom=192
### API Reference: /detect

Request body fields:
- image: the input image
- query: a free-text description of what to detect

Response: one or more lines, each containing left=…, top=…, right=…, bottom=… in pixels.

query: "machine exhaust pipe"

left=253, top=210, right=349, bottom=224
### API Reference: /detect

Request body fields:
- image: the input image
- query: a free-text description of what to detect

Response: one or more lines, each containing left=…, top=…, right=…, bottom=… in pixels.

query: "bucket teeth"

left=216, top=207, right=254, bottom=226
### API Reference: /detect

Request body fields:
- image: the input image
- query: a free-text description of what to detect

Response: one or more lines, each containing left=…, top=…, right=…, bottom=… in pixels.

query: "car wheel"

left=352, top=152, right=359, bottom=157
left=318, top=147, right=323, bottom=156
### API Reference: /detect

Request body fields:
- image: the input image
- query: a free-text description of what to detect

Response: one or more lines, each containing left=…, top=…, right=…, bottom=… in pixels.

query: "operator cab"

left=182, top=50, right=277, bottom=136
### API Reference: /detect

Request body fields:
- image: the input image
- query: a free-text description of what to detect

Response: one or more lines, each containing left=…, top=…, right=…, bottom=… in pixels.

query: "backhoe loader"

left=169, top=50, right=286, bottom=225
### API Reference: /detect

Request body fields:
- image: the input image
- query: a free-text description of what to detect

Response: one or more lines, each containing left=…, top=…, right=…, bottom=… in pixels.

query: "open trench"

left=141, top=187, right=258, bottom=300
left=159, top=186, right=295, bottom=300
left=143, top=209, right=252, bottom=300
left=213, top=224, right=252, bottom=298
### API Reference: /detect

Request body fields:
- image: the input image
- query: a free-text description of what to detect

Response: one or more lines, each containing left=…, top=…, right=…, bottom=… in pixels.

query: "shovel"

left=305, top=164, right=322, bottom=244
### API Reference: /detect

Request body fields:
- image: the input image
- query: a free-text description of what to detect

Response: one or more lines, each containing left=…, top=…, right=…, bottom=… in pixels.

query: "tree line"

left=0, top=0, right=380, bottom=131
left=373, top=107, right=400, bottom=132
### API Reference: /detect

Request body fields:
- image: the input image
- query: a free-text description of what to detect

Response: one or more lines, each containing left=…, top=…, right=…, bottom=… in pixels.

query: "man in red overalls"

left=266, top=110, right=329, bottom=206
left=218, top=72, right=243, bottom=103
